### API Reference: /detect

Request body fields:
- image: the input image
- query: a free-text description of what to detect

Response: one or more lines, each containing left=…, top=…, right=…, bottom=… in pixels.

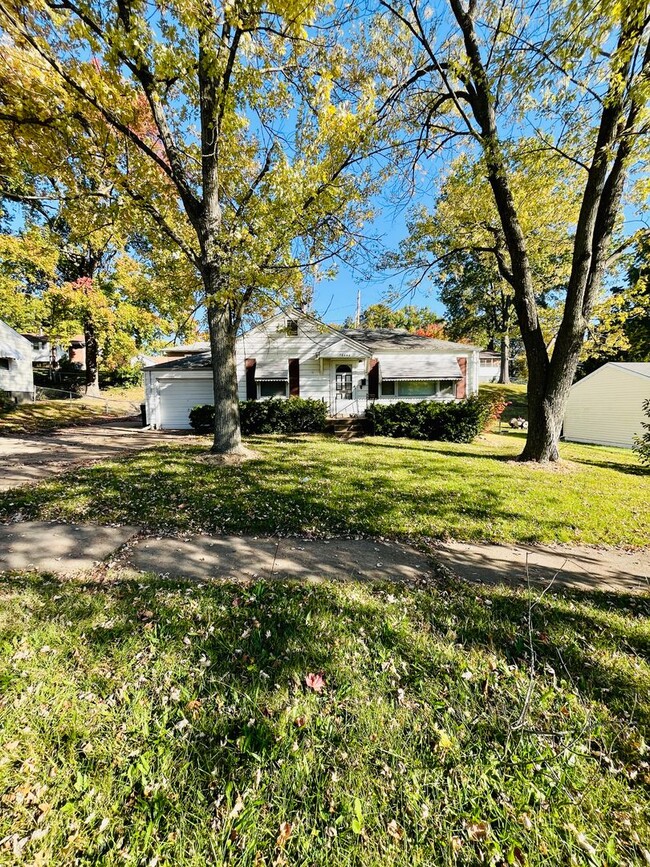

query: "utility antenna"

left=355, top=289, right=361, bottom=328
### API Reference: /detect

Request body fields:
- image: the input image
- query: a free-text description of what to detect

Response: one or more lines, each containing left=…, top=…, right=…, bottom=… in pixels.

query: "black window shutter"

left=289, top=358, right=300, bottom=397
left=245, top=358, right=256, bottom=400
left=368, top=359, right=379, bottom=398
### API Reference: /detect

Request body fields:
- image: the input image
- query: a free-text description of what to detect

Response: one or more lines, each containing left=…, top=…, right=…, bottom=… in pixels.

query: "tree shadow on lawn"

left=2, top=571, right=648, bottom=864
left=2, top=570, right=648, bottom=761
left=0, top=444, right=575, bottom=544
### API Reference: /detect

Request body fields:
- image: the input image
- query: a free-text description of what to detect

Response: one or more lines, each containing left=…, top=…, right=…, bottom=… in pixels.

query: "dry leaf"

left=305, top=672, right=326, bottom=693
left=276, top=821, right=292, bottom=848
left=467, top=821, right=490, bottom=841
left=294, top=716, right=307, bottom=728
left=229, top=796, right=245, bottom=820
left=387, top=819, right=403, bottom=841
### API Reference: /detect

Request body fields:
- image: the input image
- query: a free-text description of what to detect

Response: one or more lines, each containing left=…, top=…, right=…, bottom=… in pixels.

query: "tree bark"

left=206, top=294, right=243, bottom=455
left=499, top=332, right=510, bottom=384
left=442, top=0, right=647, bottom=462
left=84, top=320, right=101, bottom=397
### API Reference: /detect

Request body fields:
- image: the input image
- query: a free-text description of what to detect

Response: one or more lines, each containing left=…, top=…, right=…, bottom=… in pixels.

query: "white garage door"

left=158, top=376, right=214, bottom=429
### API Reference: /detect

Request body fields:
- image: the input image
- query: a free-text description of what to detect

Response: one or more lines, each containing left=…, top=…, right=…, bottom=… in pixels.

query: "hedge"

left=189, top=397, right=328, bottom=435
left=364, top=395, right=497, bottom=443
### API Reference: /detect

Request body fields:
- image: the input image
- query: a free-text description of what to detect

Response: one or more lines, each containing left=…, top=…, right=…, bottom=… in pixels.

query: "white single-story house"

left=144, top=309, right=482, bottom=429
left=0, top=320, right=34, bottom=403
left=563, top=362, right=650, bottom=448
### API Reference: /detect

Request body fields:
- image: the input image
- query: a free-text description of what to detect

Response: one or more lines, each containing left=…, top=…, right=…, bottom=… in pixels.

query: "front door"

left=335, top=364, right=353, bottom=401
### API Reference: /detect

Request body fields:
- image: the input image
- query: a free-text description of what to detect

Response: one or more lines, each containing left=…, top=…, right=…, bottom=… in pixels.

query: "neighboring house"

left=144, top=309, right=481, bottom=429
left=68, top=335, right=86, bottom=368
left=21, top=333, right=67, bottom=367
left=479, top=350, right=502, bottom=382
left=0, top=320, right=34, bottom=403
left=563, top=362, right=650, bottom=448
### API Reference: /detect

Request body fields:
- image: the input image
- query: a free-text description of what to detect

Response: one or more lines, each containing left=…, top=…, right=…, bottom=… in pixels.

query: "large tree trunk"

left=206, top=299, right=243, bottom=455
left=84, top=320, right=101, bottom=397
left=498, top=332, right=510, bottom=384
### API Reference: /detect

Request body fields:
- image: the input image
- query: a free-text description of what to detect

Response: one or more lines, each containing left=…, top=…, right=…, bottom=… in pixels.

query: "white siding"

left=563, top=364, right=650, bottom=448
left=145, top=312, right=482, bottom=425
left=0, top=320, right=34, bottom=399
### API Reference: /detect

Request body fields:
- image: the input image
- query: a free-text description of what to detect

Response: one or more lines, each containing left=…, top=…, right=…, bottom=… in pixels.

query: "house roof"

left=144, top=352, right=212, bottom=371
left=161, top=341, right=210, bottom=355
left=339, top=328, right=481, bottom=353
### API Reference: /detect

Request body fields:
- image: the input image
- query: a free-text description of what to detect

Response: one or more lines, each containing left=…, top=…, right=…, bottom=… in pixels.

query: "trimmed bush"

left=364, top=395, right=496, bottom=443
left=189, top=398, right=327, bottom=435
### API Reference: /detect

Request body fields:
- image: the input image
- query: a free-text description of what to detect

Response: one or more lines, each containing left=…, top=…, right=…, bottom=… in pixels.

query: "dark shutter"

left=368, top=359, right=379, bottom=399
left=456, top=357, right=467, bottom=398
left=245, top=358, right=256, bottom=400
left=289, top=358, right=300, bottom=397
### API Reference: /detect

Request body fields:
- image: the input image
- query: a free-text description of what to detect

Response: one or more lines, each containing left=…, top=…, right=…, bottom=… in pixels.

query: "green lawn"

left=0, top=433, right=647, bottom=547
left=479, top=383, right=528, bottom=426
left=0, top=400, right=129, bottom=436
left=0, top=571, right=648, bottom=866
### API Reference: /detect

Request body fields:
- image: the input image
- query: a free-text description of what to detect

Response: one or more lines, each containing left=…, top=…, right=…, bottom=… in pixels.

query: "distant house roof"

left=480, top=350, right=501, bottom=359
left=339, top=328, right=481, bottom=353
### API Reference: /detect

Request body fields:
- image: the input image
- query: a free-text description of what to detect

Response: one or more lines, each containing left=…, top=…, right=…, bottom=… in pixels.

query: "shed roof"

left=609, top=362, right=650, bottom=378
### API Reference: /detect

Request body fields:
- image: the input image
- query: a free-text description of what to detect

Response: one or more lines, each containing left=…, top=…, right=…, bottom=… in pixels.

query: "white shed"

left=0, top=320, right=34, bottom=403
left=563, top=362, right=650, bottom=448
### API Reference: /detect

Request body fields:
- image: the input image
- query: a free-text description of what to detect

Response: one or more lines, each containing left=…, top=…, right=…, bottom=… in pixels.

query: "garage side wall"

left=563, top=366, right=650, bottom=448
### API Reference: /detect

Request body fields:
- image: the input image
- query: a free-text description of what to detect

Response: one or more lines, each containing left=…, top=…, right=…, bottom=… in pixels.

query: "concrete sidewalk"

left=0, top=520, right=648, bottom=594
left=0, top=521, right=139, bottom=574
left=435, top=541, right=649, bottom=594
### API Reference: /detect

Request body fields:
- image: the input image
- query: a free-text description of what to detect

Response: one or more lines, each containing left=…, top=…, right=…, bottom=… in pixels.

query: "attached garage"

left=563, top=362, right=650, bottom=448
left=144, top=354, right=213, bottom=429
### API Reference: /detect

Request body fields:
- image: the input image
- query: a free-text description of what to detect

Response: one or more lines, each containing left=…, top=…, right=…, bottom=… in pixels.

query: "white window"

left=380, top=379, right=456, bottom=398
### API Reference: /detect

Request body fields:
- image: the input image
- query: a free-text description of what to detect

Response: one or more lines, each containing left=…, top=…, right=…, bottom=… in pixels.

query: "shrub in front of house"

left=189, top=398, right=328, bottom=435
left=365, top=395, right=496, bottom=443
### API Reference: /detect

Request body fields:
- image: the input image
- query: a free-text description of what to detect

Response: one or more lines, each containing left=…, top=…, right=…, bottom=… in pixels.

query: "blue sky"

left=311, top=206, right=444, bottom=325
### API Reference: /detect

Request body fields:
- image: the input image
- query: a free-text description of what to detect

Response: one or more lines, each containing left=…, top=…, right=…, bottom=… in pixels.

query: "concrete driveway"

left=0, top=419, right=201, bottom=490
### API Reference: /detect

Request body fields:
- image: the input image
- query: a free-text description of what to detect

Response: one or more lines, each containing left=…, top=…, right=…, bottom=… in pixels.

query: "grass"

left=0, top=401, right=130, bottom=436
left=479, top=383, right=528, bottom=426
left=0, top=432, right=647, bottom=547
left=0, top=570, right=648, bottom=866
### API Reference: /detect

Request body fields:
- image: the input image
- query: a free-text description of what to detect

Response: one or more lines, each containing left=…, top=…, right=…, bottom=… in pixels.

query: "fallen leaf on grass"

left=294, top=716, right=307, bottom=728
left=276, top=821, right=292, bottom=848
left=229, top=796, right=245, bottom=820
left=387, top=819, right=403, bottom=841
left=466, top=821, right=490, bottom=841
left=305, top=672, right=326, bottom=693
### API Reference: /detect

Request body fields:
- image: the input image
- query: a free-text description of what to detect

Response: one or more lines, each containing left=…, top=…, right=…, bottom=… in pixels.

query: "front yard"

left=0, top=432, right=647, bottom=547
left=0, top=400, right=129, bottom=436
left=1, top=571, right=648, bottom=866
